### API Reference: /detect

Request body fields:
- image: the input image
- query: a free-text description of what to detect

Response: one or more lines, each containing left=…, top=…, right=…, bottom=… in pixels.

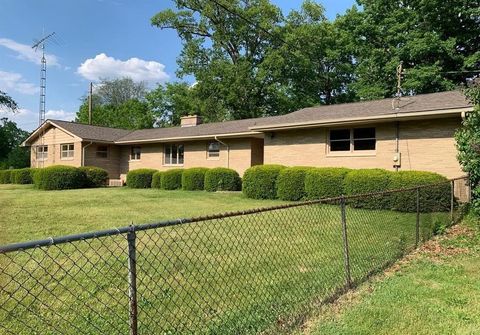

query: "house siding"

left=264, top=117, right=463, bottom=179
left=83, top=144, right=121, bottom=178
left=30, top=126, right=82, bottom=168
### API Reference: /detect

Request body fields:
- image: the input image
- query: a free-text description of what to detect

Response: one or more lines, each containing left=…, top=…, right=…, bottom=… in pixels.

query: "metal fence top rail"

left=0, top=176, right=468, bottom=254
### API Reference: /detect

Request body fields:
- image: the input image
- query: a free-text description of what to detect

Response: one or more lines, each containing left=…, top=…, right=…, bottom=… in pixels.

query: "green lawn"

left=304, top=214, right=480, bottom=335
left=0, top=185, right=453, bottom=334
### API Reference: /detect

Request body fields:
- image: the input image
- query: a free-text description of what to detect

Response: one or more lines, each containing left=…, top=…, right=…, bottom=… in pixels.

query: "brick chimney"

left=180, top=115, right=202, bottom=127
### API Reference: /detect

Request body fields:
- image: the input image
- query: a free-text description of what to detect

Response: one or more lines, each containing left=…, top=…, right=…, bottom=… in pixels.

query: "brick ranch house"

left=22, top=90, right=473, bottom=184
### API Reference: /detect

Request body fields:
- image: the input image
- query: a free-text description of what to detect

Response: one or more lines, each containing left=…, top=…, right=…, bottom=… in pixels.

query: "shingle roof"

left=50, top=120, right=133, bottom=142
left=27, top=90, right=472, bottom=145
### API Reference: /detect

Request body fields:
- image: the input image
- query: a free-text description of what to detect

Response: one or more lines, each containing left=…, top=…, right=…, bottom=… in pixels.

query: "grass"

left=0, top=185, right=453, bottom=334
left=303, top=214, right=480, bottom=335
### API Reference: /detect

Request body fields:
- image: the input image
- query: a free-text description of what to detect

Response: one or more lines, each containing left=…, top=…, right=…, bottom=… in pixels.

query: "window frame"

left=36, top=145, right=48, bottom=161
left=130, top=146, right=141, bottom=161
left=60, top=143, right=75, bottom=160
left=96, top=145, right=109, bottom=159
left=327, top=127, right=376, bottom=155
left=206, top=141, right=220, bottom=160
left=163, top=143, right=184, bottom=166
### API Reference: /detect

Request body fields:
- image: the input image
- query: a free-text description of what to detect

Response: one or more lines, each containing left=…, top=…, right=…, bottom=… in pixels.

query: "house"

left=22, top=90, right=474, bottom=183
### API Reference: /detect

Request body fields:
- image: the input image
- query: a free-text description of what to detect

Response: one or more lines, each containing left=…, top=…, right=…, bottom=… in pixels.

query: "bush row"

left=0, top=166, right=109, bottom=190
left=126, top=167, right=241, bottom=192
left=242, top=165, right=451, bottom=212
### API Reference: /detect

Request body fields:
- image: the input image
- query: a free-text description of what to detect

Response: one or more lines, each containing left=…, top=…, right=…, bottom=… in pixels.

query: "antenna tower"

left=32, top=32, right=55, bottom=126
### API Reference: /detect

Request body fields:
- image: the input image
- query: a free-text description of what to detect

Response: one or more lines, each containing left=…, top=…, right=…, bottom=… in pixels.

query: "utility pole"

left=88, top=82, right=93, bottom=125
left=392, top=61, right=404, bottom=110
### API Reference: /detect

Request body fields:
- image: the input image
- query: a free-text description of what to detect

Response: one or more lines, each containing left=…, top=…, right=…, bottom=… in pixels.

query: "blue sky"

left=0, top=0, right=355, bottom=131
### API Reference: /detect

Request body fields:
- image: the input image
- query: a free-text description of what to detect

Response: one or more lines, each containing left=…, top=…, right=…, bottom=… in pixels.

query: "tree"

left=152, top=0, right=284, bottom=120
left=76, top=78, right=156, bottom=130
left=0, top=91, right=18, bottom=112
left=0, top=118, right=30, bottom=169
left=340, top=0, right=480, bottom=99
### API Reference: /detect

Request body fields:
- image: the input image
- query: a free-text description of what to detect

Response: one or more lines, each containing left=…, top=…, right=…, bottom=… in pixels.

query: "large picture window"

left=61, top=143, right=74, bottom=159
left=329, top=127, right=376, bottom=153
left=130, top=146, right=141, bottom=160
left=207, top=141, right=220, bottom=158
left=164, top=144, right=184, bottom=165
left=36, top=145, right=48, bottom=160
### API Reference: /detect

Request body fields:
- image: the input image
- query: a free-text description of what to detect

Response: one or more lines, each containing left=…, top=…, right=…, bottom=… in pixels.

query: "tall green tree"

left=340, top=0, right=480, bottom=99
left=76, top=78, right=156, bottom=129
left=0, top=118, right=30, bottom=169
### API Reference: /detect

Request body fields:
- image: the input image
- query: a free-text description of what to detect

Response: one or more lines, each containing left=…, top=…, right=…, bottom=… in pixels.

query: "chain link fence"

left=0, top=177, right=470, bottom=334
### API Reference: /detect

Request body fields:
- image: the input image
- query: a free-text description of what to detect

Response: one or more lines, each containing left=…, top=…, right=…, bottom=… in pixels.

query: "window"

left=96, top=145, right=108, bottom=158
left=329, top=127, right=376, bottom=153
left=130, top=146, right=141, bottom=160
left=207, top=141, right=220, bottom=158
left=61, top=143, right=75, bottom=159
left=36, top=145, right=48, bottom=160
left=164, top=144, right=184, bottom=165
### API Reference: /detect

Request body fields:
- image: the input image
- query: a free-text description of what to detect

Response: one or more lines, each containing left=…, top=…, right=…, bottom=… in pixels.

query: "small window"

left=329, top=127, right=376, bottom=153
left=164, top=143, right=184, bottom=165
left=36, top=145, right=48, bottom=160
left=61, top=143, right=75, bottom=159
left=207, top=141, right=220, bottom=158
left=96, top=145, right=108, bottom=159
left=130, top=146, right=141, bottom=160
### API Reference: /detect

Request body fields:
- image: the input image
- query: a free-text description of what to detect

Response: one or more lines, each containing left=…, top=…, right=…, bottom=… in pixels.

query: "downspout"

left=214, top=136, right=230, bottom=168
left=82, top=141, right=93, bottom=166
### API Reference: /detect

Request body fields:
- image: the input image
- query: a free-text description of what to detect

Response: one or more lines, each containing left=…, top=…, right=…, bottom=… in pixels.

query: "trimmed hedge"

left=390, top=171, right=451, bottom=212
left=0, top=170, right=12, bottom=184
left=205, top=168, right=241, bottom=192
left=78, top=166, right=109, bottom=188
left=151, top=171, right=164, bottom=189
left=11, top=168, right=33, bottom=184
left=182, top=168, right=209, bottom=191
left=161, top=169, right=183, bottom=190
left=344, top=169, right=393, bottom=209
left=277, top=167, right=313, bottom=201
left=126, top=169, right=157, bottom=189
left=304, top=167, right=351, bottom=200
left=243, top=164, right=285, bottom=199
left=33, top=165, right=86, bottom=190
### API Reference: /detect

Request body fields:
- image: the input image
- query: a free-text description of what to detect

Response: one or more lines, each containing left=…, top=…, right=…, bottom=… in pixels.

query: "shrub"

left=161, top=169, right=183, bottom=190
left=0, top=170, right=12, bottom=184
left=276, top=167, right=313, bottom=201
left=205, top=168, right=241, bottom=192
left=305, top=167, right=351, bottom=200
left=11, top=168, right=33, bottom=184
left=126, top=169, right=157, bottom=189
left=182, top=168, right=209, bottom=191
left=344, top=169, right=393, bottom=209
left=151, top=171, right=164, bottom=189
left=33, top=165, right=86, bottom=190
left=389, top=171, right=451, bottom=212
left=243, top=164, right=285, bottom=199
left=78, top=166, right=109, bottom=188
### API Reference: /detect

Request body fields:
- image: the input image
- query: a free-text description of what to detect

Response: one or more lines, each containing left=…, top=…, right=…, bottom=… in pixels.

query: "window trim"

left=206, top=141, right=220, bottom=160
left=60, top=143, right=75, bottom=160
left=96, top=145, right=109, bottom=159
left=163, top=143, right=184, bottom=166
left=36, top=145, right=48, bottom=161
left=130, top=146, right=141, bottom=161
left=327, top=127, right=376, bottom=156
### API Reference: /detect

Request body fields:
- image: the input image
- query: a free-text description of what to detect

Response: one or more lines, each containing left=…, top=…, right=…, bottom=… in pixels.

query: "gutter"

left=82, top=141, right=93, bottom=166
left=214, top=135, right=230, bottom=168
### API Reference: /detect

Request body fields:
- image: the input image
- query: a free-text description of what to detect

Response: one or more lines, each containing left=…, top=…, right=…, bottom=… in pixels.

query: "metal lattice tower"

left=32, top=32, right=55, bottom=126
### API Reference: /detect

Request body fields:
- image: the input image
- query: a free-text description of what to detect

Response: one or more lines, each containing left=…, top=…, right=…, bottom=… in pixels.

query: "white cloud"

left=0, top=70, right=38, bottom=95
left=0, top=38, right=59, bottom=66
left=45, top=109, right=76, bottom=121
left=77, top=53, right=169, bottom=83
left=0, top=108, right=76, bottom=131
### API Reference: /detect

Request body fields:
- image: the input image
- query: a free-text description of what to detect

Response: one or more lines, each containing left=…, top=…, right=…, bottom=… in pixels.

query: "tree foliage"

left=0, top=118, right=30, bottom=169
left=0, top=91, right=18, bottom=112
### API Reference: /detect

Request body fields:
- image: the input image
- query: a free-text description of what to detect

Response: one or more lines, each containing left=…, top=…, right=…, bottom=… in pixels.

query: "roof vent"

left=180, top=115, right=202, bottom=127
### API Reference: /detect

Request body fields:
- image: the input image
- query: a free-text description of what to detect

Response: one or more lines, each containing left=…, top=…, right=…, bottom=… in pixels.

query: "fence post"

left=450, top=180, right=455, bottom=223
left=415, top=188, right=420, bottom=248
left=127, top=228, right=138, bottom=335
left=340, top=196, right=352, bottom=289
